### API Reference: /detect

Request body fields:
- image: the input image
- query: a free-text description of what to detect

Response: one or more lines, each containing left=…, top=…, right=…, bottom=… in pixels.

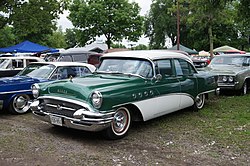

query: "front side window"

left=155, top=59, right=173, bottom=77
left=97, top=58, right=153, bottom=78
left=12, top=59, right=24, bottom=68
left=50, top=66, right=92, bottom=80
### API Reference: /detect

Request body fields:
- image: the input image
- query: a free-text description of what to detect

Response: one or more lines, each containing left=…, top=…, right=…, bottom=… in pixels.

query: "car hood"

left=0, top=76, right=48, bottom=92
left=204, top=65, right=245, bottom=75
left=43, top=74, right=145, bottom=101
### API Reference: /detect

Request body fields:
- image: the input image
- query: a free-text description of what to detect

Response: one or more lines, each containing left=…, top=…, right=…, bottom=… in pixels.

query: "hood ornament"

left=69, top=75, right=73, bottom=82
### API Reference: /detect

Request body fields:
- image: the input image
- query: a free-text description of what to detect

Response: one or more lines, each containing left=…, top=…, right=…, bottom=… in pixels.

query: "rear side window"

left=72, top=54, right=89, bottom=62
left=59, top=55, right=73, bottom=62
left=174, top=59, right=195, bottom=76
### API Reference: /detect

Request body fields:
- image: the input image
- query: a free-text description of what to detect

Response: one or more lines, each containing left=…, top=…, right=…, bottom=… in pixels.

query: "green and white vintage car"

left=30, top=50, right=218, bottom=139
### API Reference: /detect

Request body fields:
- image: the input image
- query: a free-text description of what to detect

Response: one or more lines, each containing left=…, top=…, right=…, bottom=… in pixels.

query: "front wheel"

left=9, top=94, right=31, bottom=114
left=240, top=81, right=248, bottom=95
left=103, top=107, right=131, bottom=140
left=193, top=94, right=205, bottom=111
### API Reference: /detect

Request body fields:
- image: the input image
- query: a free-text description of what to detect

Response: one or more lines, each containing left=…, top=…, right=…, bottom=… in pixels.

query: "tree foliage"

left=145, top=0, right=249, bottom=53
left=144, top=0, right=189, bottom=49
left=65, top=28, right=78, bottom=48
left=0, top=26, right=16, bottom=47
left=46, top=27, right=67, bottom=48
left=0, top=0, right=69, bottom=48
left=68, top=0, right=144, bottom=49
left=10, top=0, right=68, bottom=44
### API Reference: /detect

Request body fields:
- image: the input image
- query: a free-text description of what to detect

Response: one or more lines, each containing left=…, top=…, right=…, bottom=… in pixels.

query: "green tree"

left=133, top=44, right=148, bottom=50
left=0, top=26, right=16, bottom=47
left=65, top=28, right=78, bottom=48
left=111, top=43, right=126, bottom=48
left=10, top=0, right=69, bottom=44
left=0, top=0, right=16, bottom=29
left=46, top=27, right=67, bottom=48
left=144, top=0, right=189, bottom=49
left=235, top=0, right=250, bottom=50
left=68, top=0, right=144, bottom=49
left=188, top=0, right=232, bottom=57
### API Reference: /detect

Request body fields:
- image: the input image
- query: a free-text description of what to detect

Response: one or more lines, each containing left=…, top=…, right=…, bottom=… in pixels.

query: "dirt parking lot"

left=0, top=99, right=249, bottom=166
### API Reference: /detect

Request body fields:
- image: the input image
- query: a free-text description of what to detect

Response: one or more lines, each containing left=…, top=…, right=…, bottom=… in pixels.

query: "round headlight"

left=31, top=83, right=40, bottom=98
left=91, top=91, right=102, bottom=108
left=228, top=76, right=234, bottom=82
left=222, top=76, right=228, bottom=82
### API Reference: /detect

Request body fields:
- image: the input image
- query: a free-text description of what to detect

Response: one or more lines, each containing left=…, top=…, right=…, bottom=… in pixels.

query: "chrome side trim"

left=0, top=89, right=31, bottom=95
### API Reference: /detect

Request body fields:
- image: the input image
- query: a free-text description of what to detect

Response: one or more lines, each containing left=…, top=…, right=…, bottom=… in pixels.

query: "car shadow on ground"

left=41, top=107, right=195, bottom=142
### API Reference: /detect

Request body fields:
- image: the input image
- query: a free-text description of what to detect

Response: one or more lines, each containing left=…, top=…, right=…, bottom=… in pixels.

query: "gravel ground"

left=0, top=107, right=249, bottom=166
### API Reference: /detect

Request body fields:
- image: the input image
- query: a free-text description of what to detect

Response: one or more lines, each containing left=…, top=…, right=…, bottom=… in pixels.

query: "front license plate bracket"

left=50, top=115, right=63, bottom=126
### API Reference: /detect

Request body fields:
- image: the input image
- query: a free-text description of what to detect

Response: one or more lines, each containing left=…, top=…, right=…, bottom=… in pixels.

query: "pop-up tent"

left=213, top=45, right=246, bottom=54
left=0, top=40, right=58, bottom=53
left=168, top=44, right=198, bottom=55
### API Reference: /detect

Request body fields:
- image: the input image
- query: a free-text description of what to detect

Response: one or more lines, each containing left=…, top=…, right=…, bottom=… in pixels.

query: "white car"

left=0, top=56, right=44, bottom=77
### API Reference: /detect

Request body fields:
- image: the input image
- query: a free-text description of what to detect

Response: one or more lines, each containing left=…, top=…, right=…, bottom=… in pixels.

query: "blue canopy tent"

left=0, top=40, right=58, bottom=53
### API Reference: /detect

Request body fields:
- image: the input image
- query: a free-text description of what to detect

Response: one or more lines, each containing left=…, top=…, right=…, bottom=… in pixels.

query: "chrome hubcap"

left=15, top=96, right=28, bottom=108
left=113, top=110, right=127, bottom=133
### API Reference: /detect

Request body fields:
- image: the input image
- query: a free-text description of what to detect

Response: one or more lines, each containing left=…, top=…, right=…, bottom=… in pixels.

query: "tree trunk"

left=106, top=37, right=111, bottom=49
left=208, top=25, right=214, bottom=58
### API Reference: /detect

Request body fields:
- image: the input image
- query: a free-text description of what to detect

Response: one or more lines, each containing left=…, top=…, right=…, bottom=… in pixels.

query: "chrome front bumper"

left=30, top=98, right=115, bottom=132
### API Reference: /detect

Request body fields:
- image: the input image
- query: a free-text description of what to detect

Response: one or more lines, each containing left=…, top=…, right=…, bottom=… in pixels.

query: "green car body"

left=31, top=50, right=218, bottom=139
left=202, top=53, right=250, bottom=95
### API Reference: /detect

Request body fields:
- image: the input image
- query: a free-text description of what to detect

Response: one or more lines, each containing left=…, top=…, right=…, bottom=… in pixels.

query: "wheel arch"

left=115, top=103, right=144, bottom=122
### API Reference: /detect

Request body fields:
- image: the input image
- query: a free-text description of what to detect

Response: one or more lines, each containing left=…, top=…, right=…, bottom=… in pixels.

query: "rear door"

left=174, top=59, right=198, bottom=109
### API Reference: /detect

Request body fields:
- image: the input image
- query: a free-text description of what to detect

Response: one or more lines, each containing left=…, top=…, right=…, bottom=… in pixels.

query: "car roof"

left=102, top=50, right=192, bottom=63
left=0, top=56, right=43, bottom=60
left=30, top=61, right=96, bottom=72
left=214, top=53, right=250, bottom=57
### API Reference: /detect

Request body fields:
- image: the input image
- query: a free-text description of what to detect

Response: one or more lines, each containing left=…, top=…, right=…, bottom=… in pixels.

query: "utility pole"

left=177, top=0, right=180, bottom=50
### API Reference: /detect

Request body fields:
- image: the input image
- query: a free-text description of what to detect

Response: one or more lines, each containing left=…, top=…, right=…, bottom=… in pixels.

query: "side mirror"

left=243, top=63, right=249, bottom=66
left=155, top=74, right=162, bottom=81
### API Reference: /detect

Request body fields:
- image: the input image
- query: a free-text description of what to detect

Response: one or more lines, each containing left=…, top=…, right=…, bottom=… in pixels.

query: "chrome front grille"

left=41, top=98, right=84, bottom=118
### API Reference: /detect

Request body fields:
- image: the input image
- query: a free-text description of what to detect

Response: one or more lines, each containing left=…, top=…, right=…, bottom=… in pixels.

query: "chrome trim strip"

left=112, top=92, right=195, bottom=108
left=0, top=89, right=31, bottom=95
left=38, top=96, right=93, bottom=111
left=46, top=103, right=76, bottom=111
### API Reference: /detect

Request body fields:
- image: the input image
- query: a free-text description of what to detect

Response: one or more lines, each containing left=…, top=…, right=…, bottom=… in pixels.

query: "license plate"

left=50, top=115, right=62, bottom=126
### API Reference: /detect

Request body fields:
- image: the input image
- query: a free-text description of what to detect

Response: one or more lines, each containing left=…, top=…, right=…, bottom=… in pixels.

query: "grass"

left=154, top=94, right=250, bottom=158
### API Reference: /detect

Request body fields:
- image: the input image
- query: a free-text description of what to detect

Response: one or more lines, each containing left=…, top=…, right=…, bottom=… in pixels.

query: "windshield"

left=97, top=58, right=153, bottom=78
left=18, top=64, right=55, bottom=78
left=210, top=56, right=244, bottom=66
left=0, top=59, right=10, bottom=69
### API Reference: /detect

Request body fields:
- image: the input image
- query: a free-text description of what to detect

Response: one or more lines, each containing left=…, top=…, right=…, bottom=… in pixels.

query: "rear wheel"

left=193, top=94, right=205, bottom=111
left=103, top=107, right=131, bottom=140
left=9, top=94, right=30, bottom=114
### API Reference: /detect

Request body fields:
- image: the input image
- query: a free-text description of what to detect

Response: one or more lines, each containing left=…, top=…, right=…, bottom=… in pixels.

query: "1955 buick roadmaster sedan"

left=30, top=50, right=218, bottom=139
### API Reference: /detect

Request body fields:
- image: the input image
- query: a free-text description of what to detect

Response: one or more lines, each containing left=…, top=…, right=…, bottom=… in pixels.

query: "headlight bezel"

left=222, top=76, right=228, bottom=82
left=228, top=76, right=234, bottom=83
left=31, top=83, right=40, bottom=98
left=91, top=91, right=103, bottom=109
